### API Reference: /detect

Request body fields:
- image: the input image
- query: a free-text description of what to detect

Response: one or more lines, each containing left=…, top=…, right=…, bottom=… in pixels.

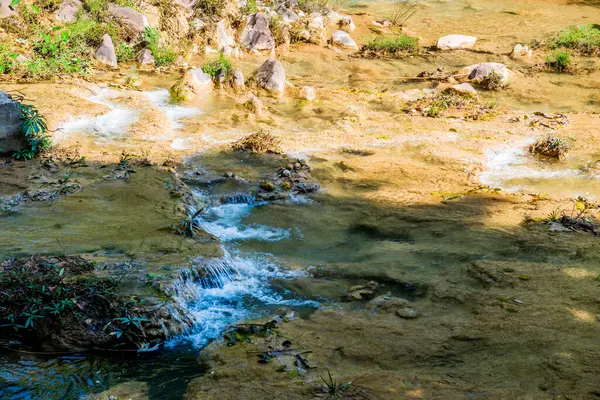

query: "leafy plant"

left=142, top=27, right=175, bottom=66
left=201, top=53, right=234, bottom=81
left=8, top=95, right=52, bottom=160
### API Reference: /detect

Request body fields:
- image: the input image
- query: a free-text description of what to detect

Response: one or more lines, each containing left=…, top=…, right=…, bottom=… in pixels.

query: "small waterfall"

left=219, top=194, right=255, bottom=205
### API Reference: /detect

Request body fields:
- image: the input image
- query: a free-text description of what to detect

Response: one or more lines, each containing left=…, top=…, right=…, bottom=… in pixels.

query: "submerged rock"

left=256, top=56, right=286, bottom=97
left=55, top=0, right=82, bottom=23
left=241, top=12, right=275, bottom=51
left=396, top=307, right=420, bottom=319
left=332, top=30, right=358, bottom=50
left=0, top=90, right=24, bottom=153
left=95, top=34, right=118, bottom=68
left=437, top=34, right=477, bottom=50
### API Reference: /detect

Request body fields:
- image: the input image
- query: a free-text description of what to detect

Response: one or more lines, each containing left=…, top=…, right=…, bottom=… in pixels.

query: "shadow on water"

left=0, top=346, right=209, bottom=400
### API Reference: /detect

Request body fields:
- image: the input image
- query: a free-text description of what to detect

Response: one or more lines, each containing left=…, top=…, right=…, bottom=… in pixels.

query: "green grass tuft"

left=360, top=35, right=419, bottom=57
left=142, top=27, right=175, bottom=67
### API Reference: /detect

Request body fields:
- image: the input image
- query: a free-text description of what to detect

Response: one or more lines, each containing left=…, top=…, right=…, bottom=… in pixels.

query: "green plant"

left=360, top=35, right=419, bottom=57
left=548, top=25, right=600, bottom=55
left=243, top=0, right=258, bottom=14
left=545, top=51, right=572, bottom=72
left=318, top=371, right=352, bottom=400
left=26, top=29, right=91, bottom=78
left=116, top=42, right=136, bottom=62
left=142, top=27, right=175, bottom=66
left=0, top=45, right=19, bottom=74
left=201, top=53, right=234, bottom=81
left=8, top=95, right=52, bottom=160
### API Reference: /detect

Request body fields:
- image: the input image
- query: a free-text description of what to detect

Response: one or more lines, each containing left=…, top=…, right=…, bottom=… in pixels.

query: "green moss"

left=548, top=25, right=600, bottom=55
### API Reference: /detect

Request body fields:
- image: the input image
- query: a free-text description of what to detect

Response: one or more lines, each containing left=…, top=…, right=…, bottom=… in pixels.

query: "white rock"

left=55, top=0, right=82, bottom=23
left=511, top=43, right=532, bottom=59
left=299, top=86, right=316, bottom=101
left=340, top=16, right=356, bottom=33
left=331, top=30, right=358, bottom=50
left=216, top=19, right=235, bottom=52
left=450, top=82, right=477, bottom=96
left=437, top=34, right=477, bottom=50
left=308, top=12, right=324, bottom=29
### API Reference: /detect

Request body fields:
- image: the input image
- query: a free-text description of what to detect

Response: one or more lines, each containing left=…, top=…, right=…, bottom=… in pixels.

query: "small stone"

left=332, top=30, right=358, bottom=50
left=55, top=0, right=82, bottom=23
left=299, top=86, right=316, bottom=101
left=396, top=307, right=420, bottom=319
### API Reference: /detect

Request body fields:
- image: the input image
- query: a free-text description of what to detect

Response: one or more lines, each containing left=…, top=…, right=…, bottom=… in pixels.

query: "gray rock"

left=331, top=30, right=358, bottom=50
left=216, top=19, right=235, bottom=52
left=108, top=4, right=149, bottom=34
left=241, top=12, right=275, bottom=51
left=278, top=7, right=299, bottom=24
left=0, top=91, right=25, bottom=153
left=256, top=56, right=286, bottom=97
left=55, top=0, right=82, bottom=23
left=462, top=62, right=510, bottom=88
left=95, top=34, right=118, bottom=68
left=233, top=71, right=245, bottom=90
left=0, top=0, right=16, bottom=18
left=136, top=48, right=155, bottom=66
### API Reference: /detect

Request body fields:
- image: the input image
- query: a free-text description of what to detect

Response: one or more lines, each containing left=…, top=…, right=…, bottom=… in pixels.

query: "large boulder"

left=0, top=91, right=25, bottom=153
left=108, top=4, right=149, bottom=34
left=256, top=56, right=286, bottom=98
left=55, top=0, right=82, bottom=23
left=241, top=12, right=274, bottom=51
left=0, top=0, right=16, bottom=18
left=458, top=62, right=511, bottom=89
left=170, top=68, right=213, bottom=101
left=437, top=34, right=477, bottom=50
left=331, top=30, right=358, bottom=50
left=95, top=34, right=118, bottom=68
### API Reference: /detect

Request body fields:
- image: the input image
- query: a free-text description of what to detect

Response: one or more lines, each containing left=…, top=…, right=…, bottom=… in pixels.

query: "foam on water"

left=198, top=202, right=291, bottom=242
left=61, top=89, right=139, bottom=140
left=480, top=140, right=582, bottom=192
left=143, top=89, right=202, bottom=130
left=170, top=251, right=314, bottom=348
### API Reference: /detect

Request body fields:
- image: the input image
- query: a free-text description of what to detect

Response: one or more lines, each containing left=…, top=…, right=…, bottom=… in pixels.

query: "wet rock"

left=437, top=34, right=477, bottom=50
left=55, top=0, right=82, bottom=23
left=0, top=90, right=25, bottom=153
left=95, top=34, right=118, bottom=68
left=108, top=4, right=149, bottom=35
left=136, top=48, right=155, bottom=66
left=367, top=293, right=410, bottom=311
left=331, top=30, right=358, bottom=50
left=459, top=62, right=510, bottom=89
left=241, top=12, right=275, bottom=51
left=170, top=68, right=213, bottom=101
left=256, top=56, right=286, bottom=97
left=345, top=281, right=379, bottom=300
left=339, top=15, right=356, bottom=32
left=298, top=86, right=316, bottom=101
left=396, top=307, right=419, bottom=319
left=0, top=0, right=16, bottom=18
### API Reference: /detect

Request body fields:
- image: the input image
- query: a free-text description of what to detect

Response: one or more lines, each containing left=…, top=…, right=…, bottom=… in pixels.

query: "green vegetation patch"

left=548, top=24, right=600, bottom=55
left=359, top=35, right=419, bottom=58
left=201, top=53, right=234, bottom=80
left=143, top=27, right=176, bottom=67
left=545, top=51, right=573, bottom=72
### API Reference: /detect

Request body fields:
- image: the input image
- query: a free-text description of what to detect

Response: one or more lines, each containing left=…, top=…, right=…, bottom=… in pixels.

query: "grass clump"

left=243, top=0, right=258, bottom=14
left=360, top=35, right=419, bottom=57
left=201, top=53, right=235, bottom=81
left=548, top=24, right=600, bottom=55
left=389, top=0, right=420, bottom=27
left=480, top=70, right=504, bottom=90
left=194, top=0, right=228, bottom=20
left=545, top=51, right=572, bottom=72
left=528, top=134, right=571, bottom=159
left=233, top=130, right=282, bottom=154
left=142, top=27, right=175, bottom=66
left=0, top=45, right=20, bottom=74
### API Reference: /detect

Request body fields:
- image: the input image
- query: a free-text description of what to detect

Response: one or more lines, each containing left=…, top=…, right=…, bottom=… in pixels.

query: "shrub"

left=548, top=25, right=600, bottom=55
left=115, top=42, right=137, bottom=62
left=0, top=45, right=20, bottom=74
left=545, top=51, right=572, bottom=72
left=360, top=35, right=419, bottom=57
left=142, top=27, right=175, bottom=66
left=27, top=30, right=91, bottom=78
left=7, top=94, right=52, bottom=160
left=67, top=17, right=117, bottom=46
